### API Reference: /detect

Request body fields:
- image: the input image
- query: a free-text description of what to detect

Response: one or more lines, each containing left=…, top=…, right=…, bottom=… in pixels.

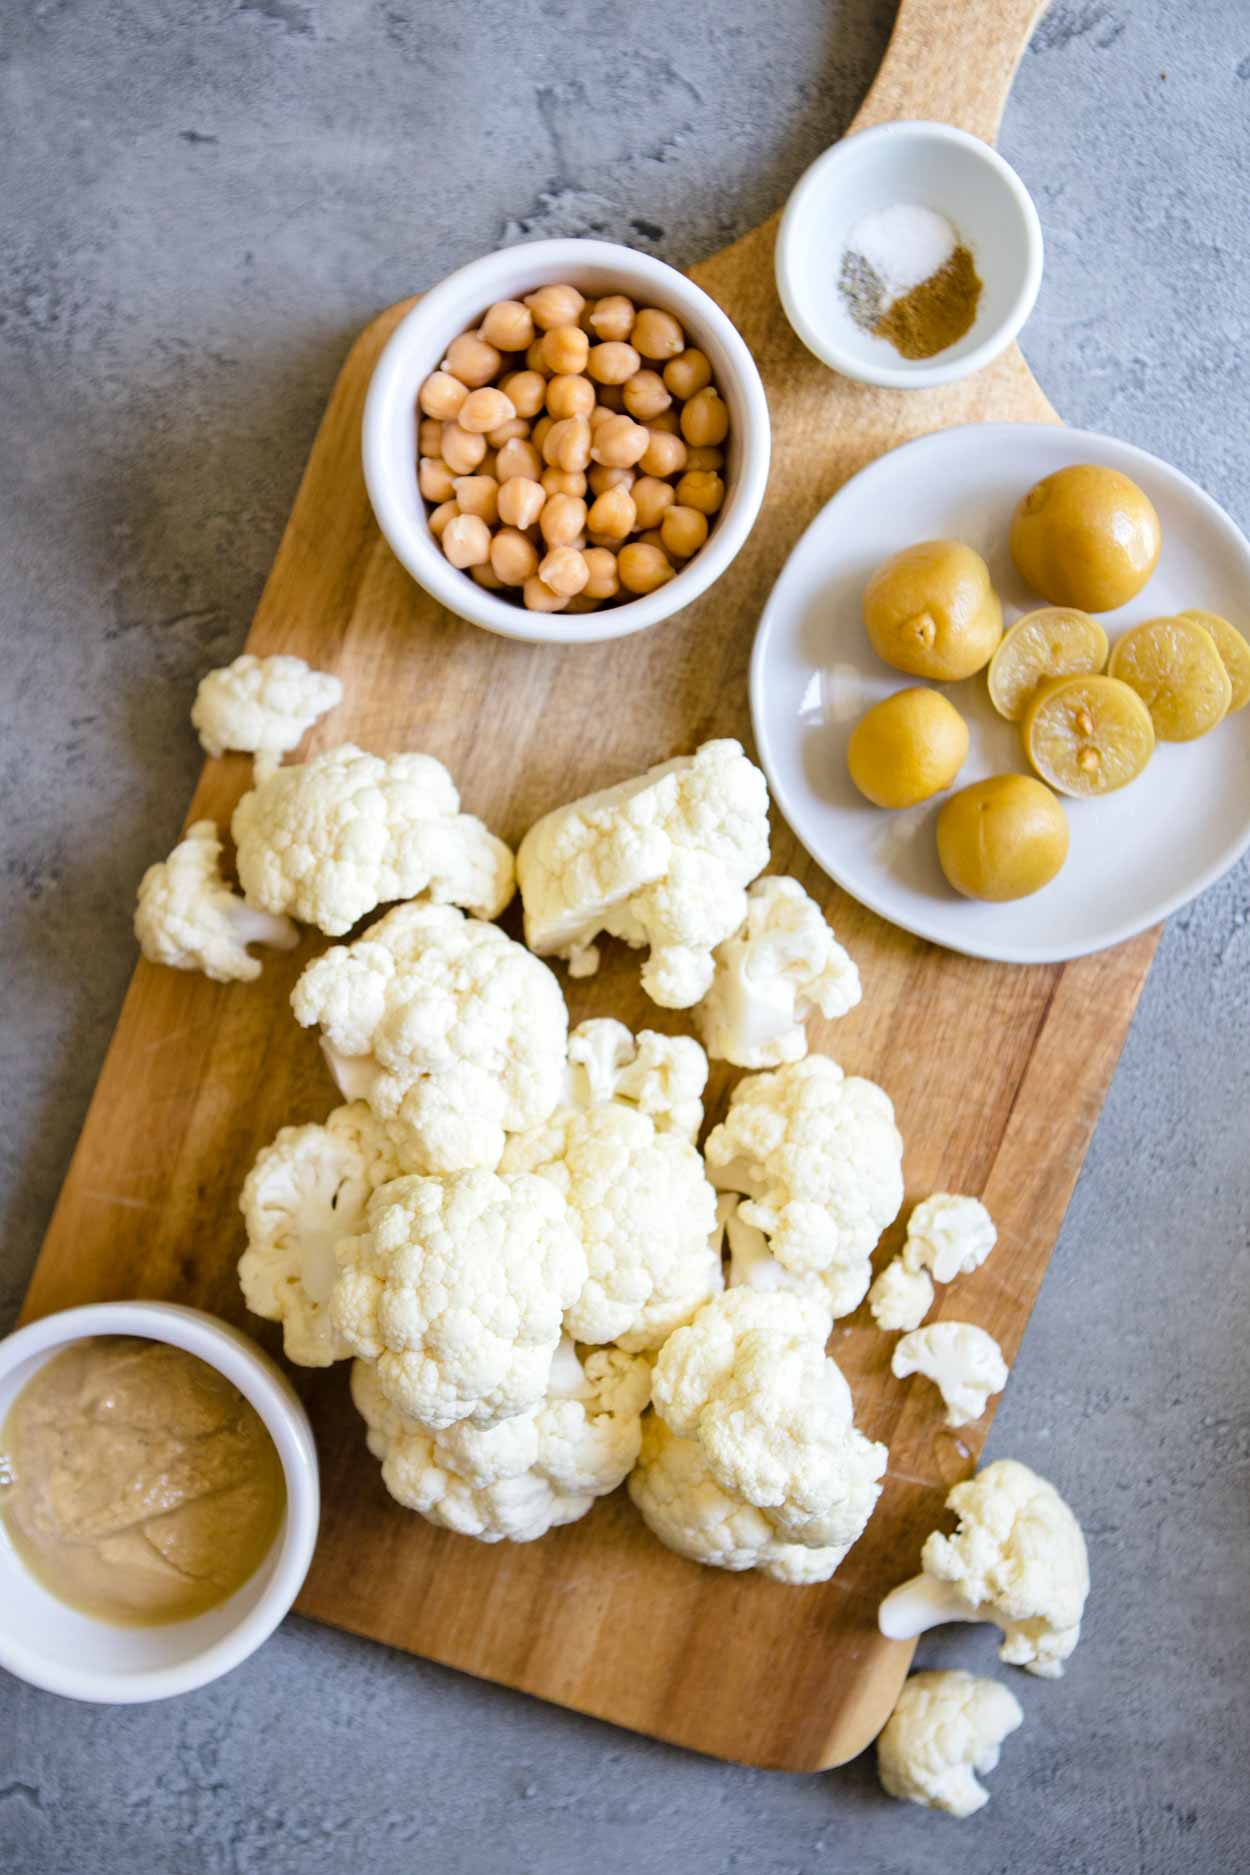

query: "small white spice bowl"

left=363, top=237, right=771, bottom=645
left=0, top=1302, right=320, bottom=1704
left=776, top=120, right=1044, bottom=389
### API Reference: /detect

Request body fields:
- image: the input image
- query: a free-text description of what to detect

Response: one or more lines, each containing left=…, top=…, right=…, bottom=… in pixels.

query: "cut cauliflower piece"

left=704, top=1055, right=905, bottom=1320
left=565, top=1017, right=707, bottom=1140
left=892, top=1321, right=1009, bottom=1428
left=192, top=653, right=342, bottom=778
left=232, top=742, right=515, bottom=935
left=516, top=738, right=771, bottom=1008
left=135, top=819, right=298, bottom=983
left=238, top=1102, right=399, bottom=1365
left=331, top=1167, right=586, bottom=1430
left=292, top=903, right=568, bottom=1175
left=877, top=1670, right=1023, bottom=1818
left=351, top=1338, right=649, bottom=1541
left=694, top=876, right=861, bottom=1069
left=869, top=1258, right=934, bottom=1332
left=903, top=1193, right=997, bottom=1285
left=878, top=1459, right=1090, bottom=1678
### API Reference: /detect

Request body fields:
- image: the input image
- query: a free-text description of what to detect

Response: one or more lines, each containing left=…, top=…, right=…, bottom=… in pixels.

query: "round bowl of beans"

left=363, top=239, right=770, bottom=644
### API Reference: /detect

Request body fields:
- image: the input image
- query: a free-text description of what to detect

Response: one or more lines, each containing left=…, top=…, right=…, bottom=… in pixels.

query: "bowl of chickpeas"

left=362, top=238, right=771, bottom=643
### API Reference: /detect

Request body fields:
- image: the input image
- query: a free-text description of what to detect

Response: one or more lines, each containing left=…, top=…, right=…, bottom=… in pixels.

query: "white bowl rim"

left=362, top=236, right=771, bottom=645
left=0, top=1301, right=320, bottom=1704
left=775, top=119, right=1045, bottom=390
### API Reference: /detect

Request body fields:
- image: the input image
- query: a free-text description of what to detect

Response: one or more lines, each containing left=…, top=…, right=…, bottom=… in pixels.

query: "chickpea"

left=487, top=416, right=530, bottom=448
left=451, top=475, right=499, bottom=524
left=442, top=513, right=491, bottom=569
left=418, top=418, right=444, bottom=457
left=541, top=325, right=590, bottom=375
left=542, top=415, right=592, bottom=473
left=542, top=467, right=587, bottom=498
left=479, top=299, right=535, bottom=352
left=588, top=462, right=635, bottom=496
left=582, top=546, right=620, bottom=599
left=522, top=574, right=569, bottom=613
left=470, top=562, right=504, bottom=590
left=591, top=414, right=650, bottom=468
left=478, top=448, right=498, bottom=480
left=680, top=386, right=729, bottom=447
left=531, top=414, right=554, bottom=454
left=589, top=404, right=616, bottom=432
left=685, top=445, right=724, bottom=472
left=589, top=295, right=636, bottom=342
left=564, top=592, right=600, bottom=614
left=540, top=492, right=587, bottom=547
left=586, top=483, right=637, bottom=541
left=622, top=370, right=671, bottom=422
left=661, top=504, right=709, bottom=559
left=418, top=456, right=456, bottom=503
left=618, top=541, right=675, bottom=594
left=443, top=331, right=502, bottom=388
left=457, top=386, right=516, bottom=434
left=539, top=546, right=589, bottom=597
left=546, top=373, right=596, bottom=420
left=495, top=436, right=542, bottom=484
left=636, top=528, right=667, bottom=552
left=675, top=469, right=725, bottom=515
left=525, top=340, right=551, bottom=375
left=662, top=348, right=712, bottom=401
left=427, top=499, right=458, bottom=540
left=578, top=298, right=599, bottom=336
left=524, top=283, right=586, bottom=331
left=500, top=369, right=546, bottom=418
left=631, top=475, right=676, bottom=532
left=639, top=429, right=688, bottom=478
left=631, top=307, right=685, bottom=360
left=440, top=422, right=487, bottom=475
left=588, top=341, right=641, bottom=385
left=418, top=369, right=468, bottom=420
left=497, top=475, right=545, bottom=529
left=490, top=527, right=539, bottom=587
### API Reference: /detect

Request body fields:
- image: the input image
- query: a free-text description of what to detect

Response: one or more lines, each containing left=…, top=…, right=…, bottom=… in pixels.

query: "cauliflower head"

left=868, top=1257, right=934, bottom=1332
left=892, top=1321, right=1009, bottom=1429
left=903, top=1193, right=997, bottom=1285
left=191, top=653, right=342, bottom=777
left=238, top=1102, right=399, bottom=1365
left=694, top=876, right=861, bottom=1069
left=565, top=1017, right=707, bottom=1140
left=704, top=1055, right=905, bottom=1320
left=331, top=1167, right=587, bottom=1429
left=292, top=902, right=568, bottom=1175
left=877, top=1670, right=1023, bottom=1818
left=232, top=742, right=515, bottom=935
left=516, top=738, right=771, bottom=1008
left=135, top=819, right=298, bottom=983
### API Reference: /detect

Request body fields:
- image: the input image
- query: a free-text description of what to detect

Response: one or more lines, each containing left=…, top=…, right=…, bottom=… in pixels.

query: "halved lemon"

left=1179, top=609, right=1250, bottom=714
left=986, top=607, right=1109, bottom=721
left=1023, top=674, right=1155, bottom=797
left=1108, top=615, right=1232, bottom=741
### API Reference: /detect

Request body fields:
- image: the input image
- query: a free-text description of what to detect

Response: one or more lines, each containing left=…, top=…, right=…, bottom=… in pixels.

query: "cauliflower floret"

left=516, top=738, right=771, bottom=1008
left=292, top=903, right=568, bottom=1174
left=192, top=653, right=342, bottom=778
left=892, top=1322, right=1009, bottom=1428
left=238, top=1102, right=399, bottom=1365
left=565, top=1017, right=707, bottom=1140
left=351, top=1338, right=649, bottom=1542
left=869, top=1257, right=934, bottom=1332
left=904, top=1194, right=997, bottom=1284
left=878, top=1459, right=1090, bottom=1678
left=704, top=1055, right=905, bottom=1320
left=877, top=1670, right=1023, bottom=1818
left=331, top=1168, right=587, bottom=1429
left=134, top=819, right=297, bottom=983
left=694, top=876, right=861, bottom=1069
left=232, top=742, right=515, bottom=935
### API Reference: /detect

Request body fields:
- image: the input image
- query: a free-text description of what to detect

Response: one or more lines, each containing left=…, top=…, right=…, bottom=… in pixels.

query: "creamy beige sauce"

left=0, top=1337, right=285, bottom=1626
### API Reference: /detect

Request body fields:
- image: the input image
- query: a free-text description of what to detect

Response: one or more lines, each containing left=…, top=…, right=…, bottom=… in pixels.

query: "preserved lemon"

left=1009, top=465, right=1161, bottom=612
left=936, top=775, right=1069, bottom=902
left=1107, top=615, right=1232, bottom=741
left=847, top=688, right=969, bottom=809
left=1023, top=674, right=1155, bottom=797
left=986, top=607, right=1109, bottom=721
left=862, top=540, right=1003, bottom=682
left=1179, top=609, right=1250, bottom=714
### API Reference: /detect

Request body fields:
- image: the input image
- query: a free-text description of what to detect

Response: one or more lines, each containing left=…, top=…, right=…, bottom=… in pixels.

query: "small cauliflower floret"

left=694, top=876, right=861, bottom=1069
left=704, top=1055, right=905, bottom=1320
left=565, top=1017, right=707, bottom=1140
left=877, top=1671, right=1023, bottom=1819
left=904, top=1193, right=997, bottom=1285
left=892, top=1322, right=1009, bottom=1428
left=516, top=738, right=771, bottom=1008
left=134, top=819, right=297, bottom=983
left=191, top=653, right=342, bottom=778
left=232, top=742, right=515, bottom=935
left=878, top=1459, right=1090, bottom=1678
left=869, top=1257, right=934, bottom=1332
left=351, top=1338, right=649, bottom=1541
left=331, top=1168, right=587, bottom=1429
left=292, top=903, right=568, bottom=1174
left=238, top=1102, right=399, bottom=1365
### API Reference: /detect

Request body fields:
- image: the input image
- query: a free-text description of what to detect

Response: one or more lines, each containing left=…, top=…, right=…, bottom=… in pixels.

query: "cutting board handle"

left=850, top=0, right=1051, bottom=145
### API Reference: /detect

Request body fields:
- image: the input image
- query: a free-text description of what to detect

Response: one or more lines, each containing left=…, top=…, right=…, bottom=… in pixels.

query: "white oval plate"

left=750, top=423, right=1250, bottom=965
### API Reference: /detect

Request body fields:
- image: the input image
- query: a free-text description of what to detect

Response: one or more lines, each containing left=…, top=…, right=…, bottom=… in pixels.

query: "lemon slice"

left=1107, top=615, right=1231, bottom=741
left=1179, top=609, right=1250, bottom=714
left=1023, top=674, right=1155, bottom=797
left=986, top=608, right=1109, bottom=721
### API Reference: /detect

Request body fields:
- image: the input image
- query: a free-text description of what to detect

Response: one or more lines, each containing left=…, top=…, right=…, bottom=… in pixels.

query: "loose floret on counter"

left=876, top=1670, right=1023, bottom=1818
left=694, top=876, right=861, bottom=1068
left=891, top=1321, right=1009, bottom=1428
left=868, top=1257, right=934, bottom=1332
left=134, top=818, right=298, bottom=983
left=903, top=1193, right=997, bottom=1284
left=565, top=1017, right=707, bottom=1139
left=191, top=653, right=342, bottom=778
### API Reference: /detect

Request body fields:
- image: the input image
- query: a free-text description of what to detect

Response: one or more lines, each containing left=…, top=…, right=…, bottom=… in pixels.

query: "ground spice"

left=874, top=243, right=982, bottom=360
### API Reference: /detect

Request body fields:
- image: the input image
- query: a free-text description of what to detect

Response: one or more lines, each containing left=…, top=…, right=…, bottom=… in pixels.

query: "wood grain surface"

left=20, top=0, right=1152, bottom=1769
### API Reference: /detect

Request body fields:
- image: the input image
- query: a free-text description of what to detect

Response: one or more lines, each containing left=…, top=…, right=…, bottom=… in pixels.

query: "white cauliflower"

left=516, top=738, right=771, bottom=1007
left=704, top=1055, right=905, bottom=1320
left=904, top=1194, right=997, bottom=1285
left=565, top=1017, right=707, bottom=1140
left=694, top=876, right=861, bottom=1068
left=134, top=819, right=297, bottom=983
left=331, top=1167, right=587, bottom=1429
left=878, top=1459, right=1090, bottom=1678
left=877, top=1671, right=1023, bottom=1818
left=292, top=902, right=568, bottom=1175
left=232, top=742, right=515, bottom=935
left=191, top=653, right=342, bottom=778
left=892, top=1322, right=1009, bottom=1428
left=351, top=1338, right=650, bottom=1542
left=237, top=1103, right=399, bottom=1366
left=868, top=1257, right=934, bottom=1332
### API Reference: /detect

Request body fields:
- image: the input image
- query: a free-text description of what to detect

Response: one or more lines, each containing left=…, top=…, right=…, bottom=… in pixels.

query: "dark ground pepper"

left=874, top=244, right=982, bottom=360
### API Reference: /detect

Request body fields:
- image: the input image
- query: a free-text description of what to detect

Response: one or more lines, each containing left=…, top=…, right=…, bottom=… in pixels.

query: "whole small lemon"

left=847, top=688, right=970, bottom=808
left=936, top=774, right=1069, bottom=901
left=1009, top=465, right=1161, bottom=612
left=863, top=540, right=1003, bottom=682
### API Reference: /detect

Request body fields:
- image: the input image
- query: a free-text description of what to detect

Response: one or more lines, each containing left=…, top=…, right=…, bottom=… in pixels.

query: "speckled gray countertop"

left=1, top=3, right=1248, bottom=1870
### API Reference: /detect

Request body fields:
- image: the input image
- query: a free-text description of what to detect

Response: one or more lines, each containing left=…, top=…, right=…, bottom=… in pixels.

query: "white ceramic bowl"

left=0, top=1302, right=319, bottom=1703
left=363, top=238, right=771, bottom=645
left=776, top=121, right=1044, bottom=389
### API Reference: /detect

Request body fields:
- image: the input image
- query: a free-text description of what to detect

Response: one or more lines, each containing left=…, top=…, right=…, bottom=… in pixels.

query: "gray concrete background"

left=1, top=1, right=1248, bottom=1869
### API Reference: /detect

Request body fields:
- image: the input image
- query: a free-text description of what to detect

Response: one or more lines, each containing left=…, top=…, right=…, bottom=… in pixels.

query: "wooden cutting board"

left=20, top=0, right=1151, bottom=1769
